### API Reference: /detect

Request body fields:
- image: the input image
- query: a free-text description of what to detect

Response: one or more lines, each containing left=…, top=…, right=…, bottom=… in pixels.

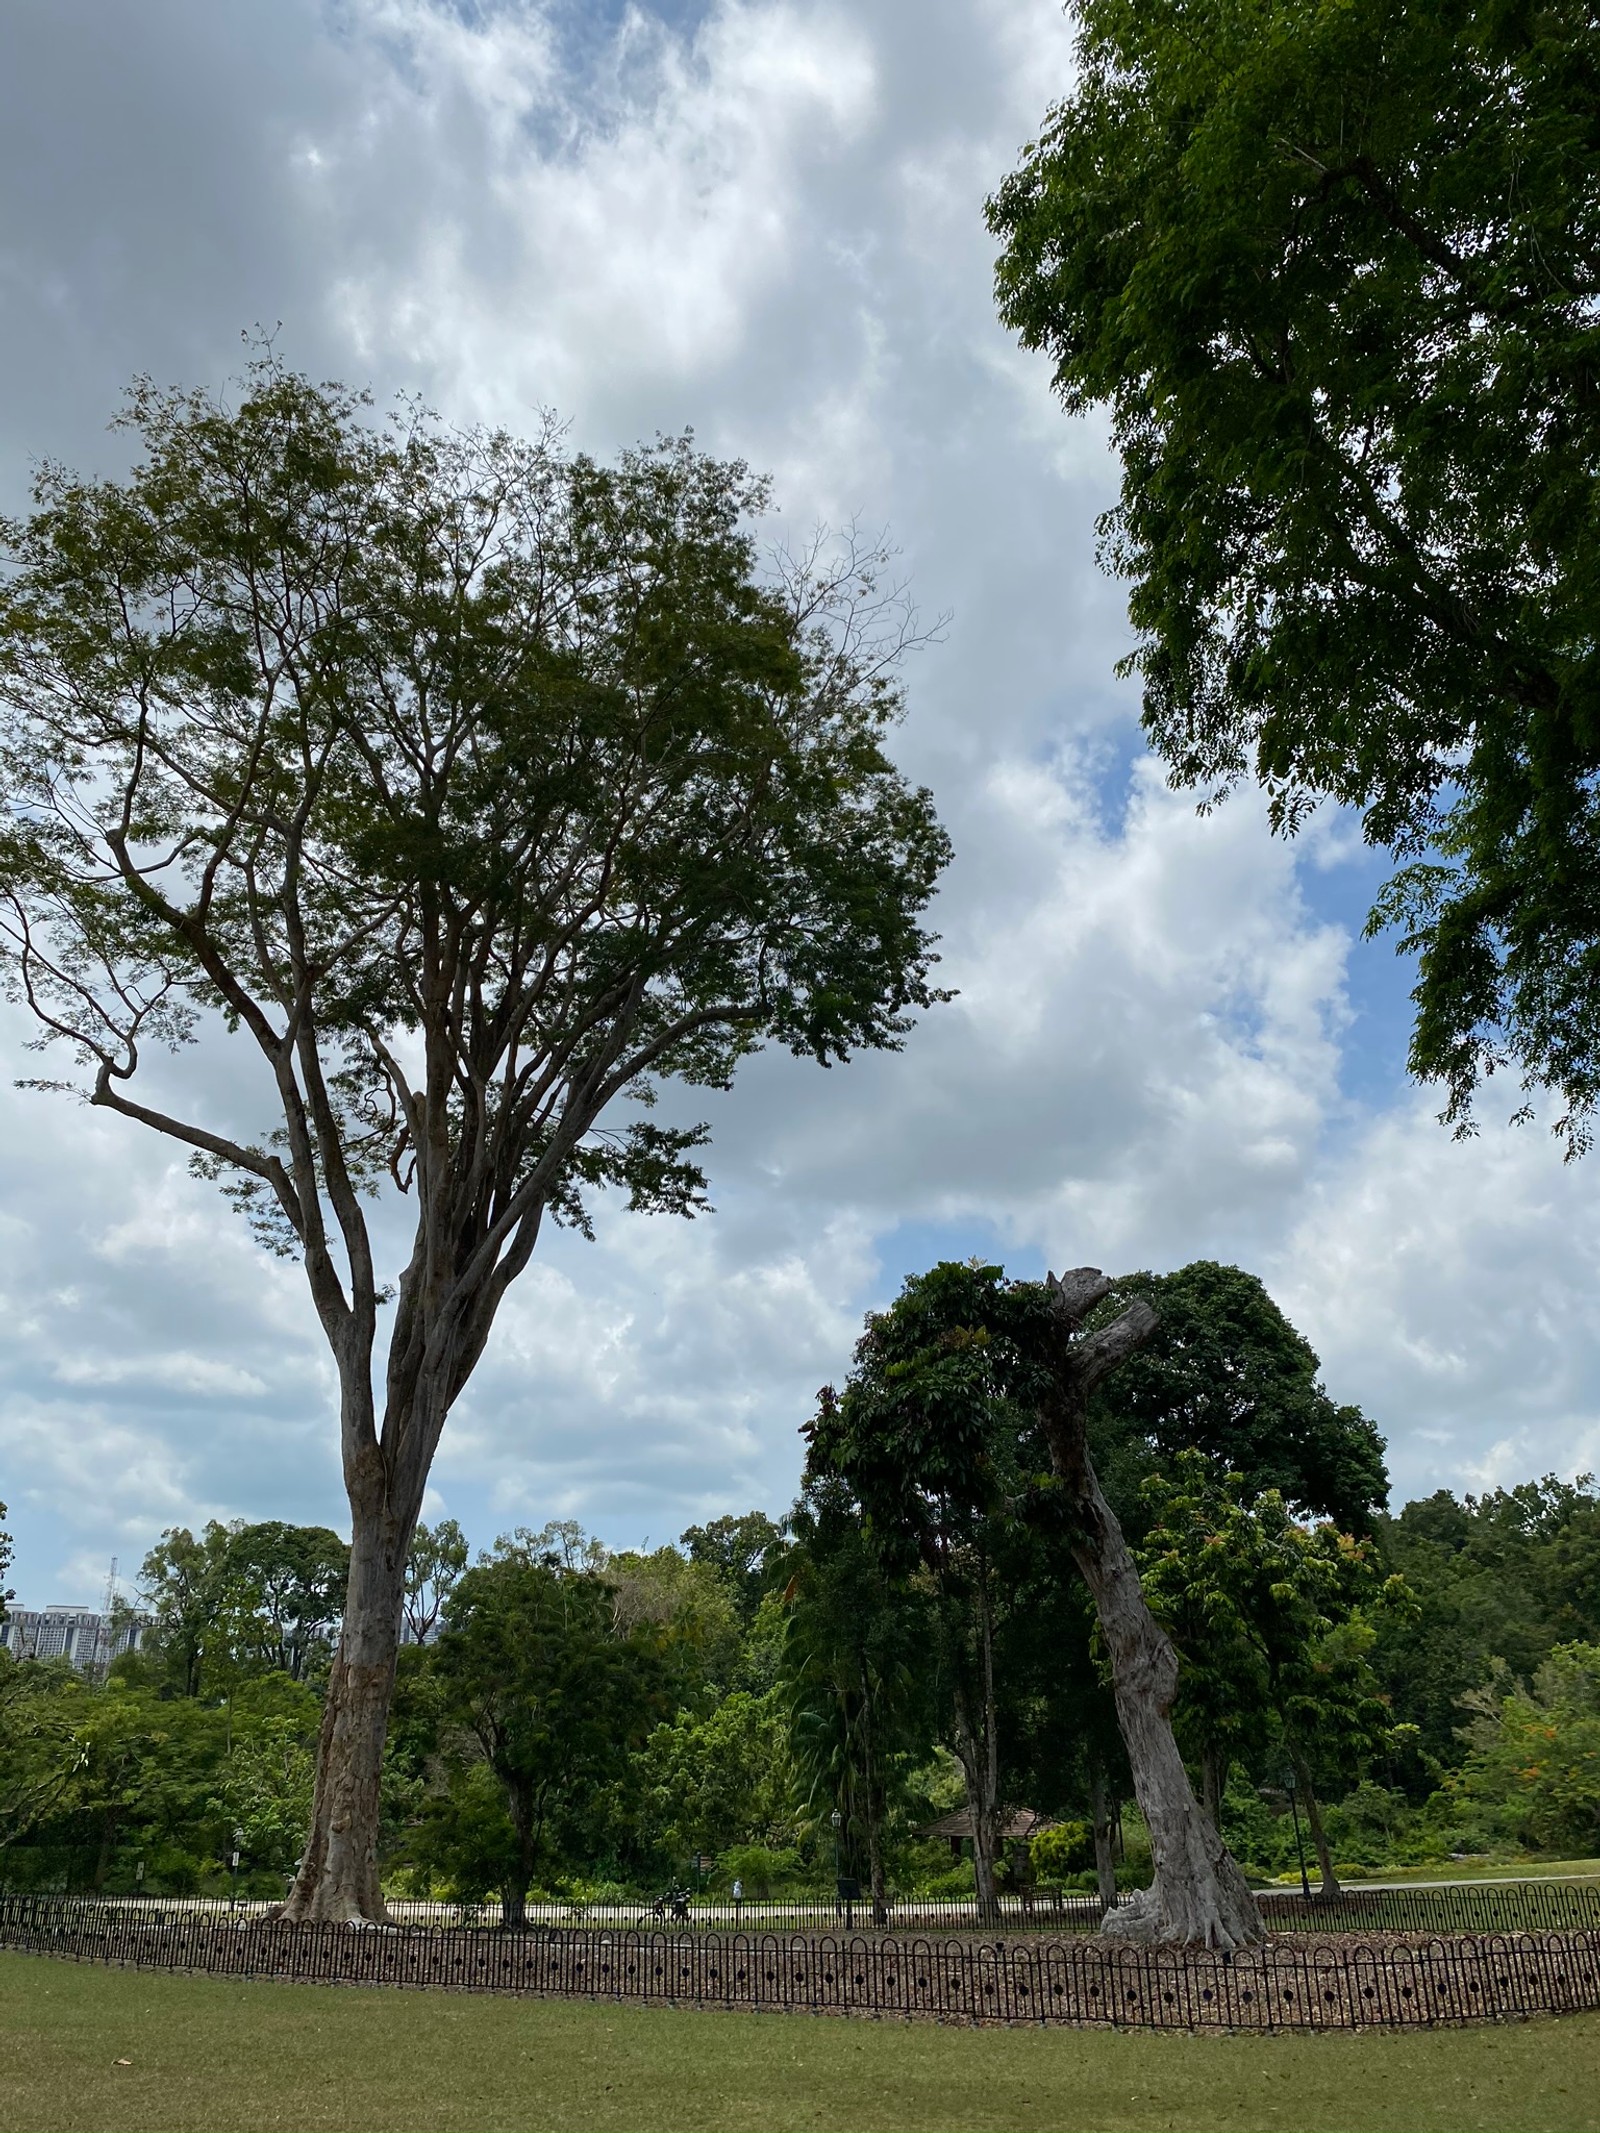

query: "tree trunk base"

left=275, top=1885, right=392, bottom=1927
left=1099, top=1853, right=1263, bottom=1952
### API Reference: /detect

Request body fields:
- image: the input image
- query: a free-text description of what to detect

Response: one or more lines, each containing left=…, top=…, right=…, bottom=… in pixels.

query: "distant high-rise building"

left=0, top=1604, right=150, bottom=1671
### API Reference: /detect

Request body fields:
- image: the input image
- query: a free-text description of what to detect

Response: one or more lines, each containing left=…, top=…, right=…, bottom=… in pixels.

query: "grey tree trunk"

left=1291, top=1750, right=1340, bottom=1898
left=1089, top=1764, right=1119, bottom=1916
left=501, top=1800, right=539, bottom=1936
left=950, top=1691, right=1003, bottom=1926
left=281, top=1446, right=419, bottom=1925
left=857, top=1667, right=889, bottom=1926
left=949, top=1563, right=1004, bottom=1926
left=1200, top=1743, right=1227, bottom=1830
left=1039, top=1271, right=1265, bottom=1952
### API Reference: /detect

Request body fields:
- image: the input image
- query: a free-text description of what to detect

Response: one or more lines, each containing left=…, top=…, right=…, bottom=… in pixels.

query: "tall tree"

left=682, top=1511, right=783, bottom=1627
left=225, top=1522, right=349, bottom=1681
left=809, top=1259, right=1262, bottom=1947
left=990, top=0, right=1600, bottom=1145
left=1139, top=1454, right=1413, bottom=1891
left=0, top=358, right=948, bottom=1920
left=778, top=1475, right=933, bottom=1924
left=428, top=1547, right=669, bottom=1925
left=138, top=1524, right=236, bottom=1699
left=402, top=1520, right=468, bottom=1648
left=804, top=1276, right=1033, bottom=1924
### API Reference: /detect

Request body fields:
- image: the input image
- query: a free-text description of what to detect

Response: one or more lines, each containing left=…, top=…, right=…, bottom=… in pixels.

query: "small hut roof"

left=918, top=1806, right=1056, bottom=1842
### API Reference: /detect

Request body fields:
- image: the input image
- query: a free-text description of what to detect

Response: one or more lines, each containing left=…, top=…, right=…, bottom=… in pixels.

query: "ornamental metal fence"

left=7, top=1876, right=1596, bottom=1939
left=4, top=1891, right=1599, bottom=2030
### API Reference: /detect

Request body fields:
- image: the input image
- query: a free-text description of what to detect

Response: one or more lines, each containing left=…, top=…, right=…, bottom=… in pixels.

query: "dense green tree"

left=0, top=1503, right=13, bottom=1623
left=402, top=1520, right=468, bottom=1647
left=606, top=1545, right=744, bottom=1707
left=1091, top=1264, right=1388, bottom=1531
left=632, top=1689, right=795, bottom=1878
left=0, top=1659, right=320, bottom=1894
left=681, top=1512, right=783, bottom=1627
left=990, top=0, right=1600, bottom=1144
left=994, top=1556, right=1127, bottom=1910
left=804, top=1276, right=1036, bottom=1922
left=208, top=1675, right=323, bottom=1879
left=0, top=1653, right=84, bottom=1860
left=426, top=1548, right=671, bottom=1924
left=1373, top=1476, right=1600, bottom=1768
left=137, top=1520, right=348, bottom=1694
left=224, top=1524, right=349, bottom=1682
left=1139, top=1455, right=1414, bottom=1892
left=807, top=1258, right=1260, bottom=1947
left=137, top=1525, right=233, bottom=1699
left=1456, top=1642, right=1600, bottom=1855
left=777, top=1475, right=936, bottom=1922
left=0, top=356, right=949, bottom=1921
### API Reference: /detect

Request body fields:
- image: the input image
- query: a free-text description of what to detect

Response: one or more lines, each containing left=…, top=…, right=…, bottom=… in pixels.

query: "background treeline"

left=3, top=1261, right=1598, bottom=1910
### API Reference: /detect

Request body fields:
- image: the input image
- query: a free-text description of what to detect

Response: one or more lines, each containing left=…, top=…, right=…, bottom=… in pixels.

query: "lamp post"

left=229, top=1828, right=244, bottom=1912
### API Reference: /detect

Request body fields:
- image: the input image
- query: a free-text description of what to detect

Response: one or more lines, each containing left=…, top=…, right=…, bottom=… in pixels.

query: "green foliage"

left=990, top=0, right=1600, bottom=1147
left=417, top=1547, right=672, bottom=1919
left=1138, top=1454, right=1415, bottom=1802
left=777, top=1477, right=936, bottom=1892
left=804, top=1261, right=1057, bottom=1570
left=633, top=1690, right=796, bottom=1872
left=1372, top=1475, right=1600, bottom=1770
left=0, top=1650, right=320, bottom=1893
left=10, top=1446, right=1600, bottom=1906
left=0, top=354, right=951, bottom=1258
left=681, top=1512, right=783, bottom=1627
left=403, top=1521, right=468, bottom=1647
left=136, top=1520, right=347, bottom=1697
left=714, top=1843, right=803, bottom=1899
left=1090, top=1264, right=1388, bottom=1531
left=1456, top=1643, right=1600, bottom=1855
left=606, top=1546, right=744, bottom=1707
left=1029, top=1821, right=1091, bottom=1879
left=206, top=1676, right=322, bottom=1875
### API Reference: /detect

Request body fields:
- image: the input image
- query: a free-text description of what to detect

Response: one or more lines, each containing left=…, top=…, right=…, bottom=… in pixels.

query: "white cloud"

left=0, top=0, right=1594, bottom=1599
left=1274, top=1097, right=1600, bottom=1500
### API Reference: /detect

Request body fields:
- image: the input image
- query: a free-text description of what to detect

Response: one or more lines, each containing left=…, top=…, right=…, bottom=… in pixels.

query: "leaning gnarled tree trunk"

left=1038, top=1270, right=1263, bottom=1950
left=0, top=358, right=949, bottom=1922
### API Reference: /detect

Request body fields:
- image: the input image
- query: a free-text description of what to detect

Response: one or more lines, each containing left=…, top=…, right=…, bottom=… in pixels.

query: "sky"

left=3, top=0, right=1599, bottom=1607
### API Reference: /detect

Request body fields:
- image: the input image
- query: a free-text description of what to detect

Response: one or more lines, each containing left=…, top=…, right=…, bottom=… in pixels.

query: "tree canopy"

left=422, top=1547, right=670, bottom=1926
left=989, top=0, right=1600, bottom=1145
left=1090, top=1263, right=1389, bottom=1531
left=0, top=355, right=949, bottom=1919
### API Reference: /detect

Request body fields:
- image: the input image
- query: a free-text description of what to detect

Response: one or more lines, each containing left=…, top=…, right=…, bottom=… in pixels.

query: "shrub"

left=716, top=1844, right=802, bottom=1899
left=1029, top=1821, right=1091, bottom=1880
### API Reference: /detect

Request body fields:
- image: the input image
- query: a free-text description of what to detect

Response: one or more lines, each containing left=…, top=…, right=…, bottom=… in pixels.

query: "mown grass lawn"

left=1334, top=1858, right=1600, bottom=1885
left=1, top=1952, right=1596, bottom=2133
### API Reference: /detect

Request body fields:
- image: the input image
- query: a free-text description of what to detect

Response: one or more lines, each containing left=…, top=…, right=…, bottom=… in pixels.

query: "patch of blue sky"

left=1062, top=715, right=1426, bottom=1117
left=1294, top=814, right=1424, bottom=1113
left=866, top=1215, right=1047, bottom=1305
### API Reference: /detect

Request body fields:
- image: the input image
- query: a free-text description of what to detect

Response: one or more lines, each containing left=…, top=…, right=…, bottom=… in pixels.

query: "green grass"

left=1, top=1954, right=1597, bottom=2132
left=1328, top=1859, right=1600, bottom=1886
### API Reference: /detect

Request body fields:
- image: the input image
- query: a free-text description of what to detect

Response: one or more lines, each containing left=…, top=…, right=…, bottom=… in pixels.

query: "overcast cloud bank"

left=1, top=0, right=1594, bottom=1601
